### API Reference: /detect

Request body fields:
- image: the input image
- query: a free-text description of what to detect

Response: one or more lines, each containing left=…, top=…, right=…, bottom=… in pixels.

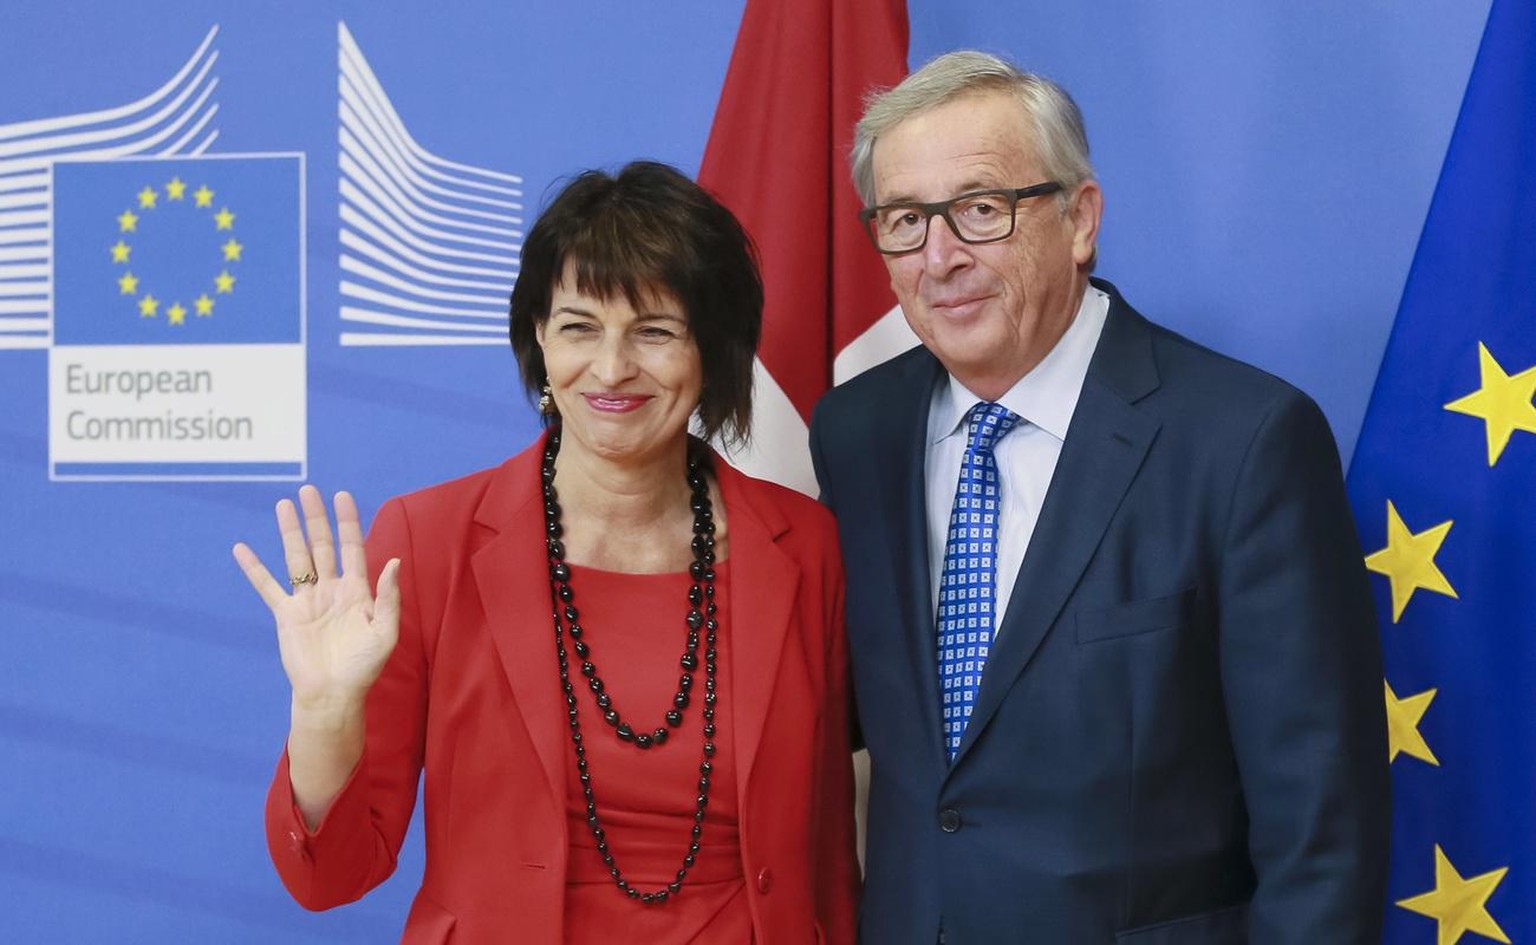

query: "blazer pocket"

left=1115, top=903, right=1248, bottom=943
left=1075, top=587, right=1195, bottom=644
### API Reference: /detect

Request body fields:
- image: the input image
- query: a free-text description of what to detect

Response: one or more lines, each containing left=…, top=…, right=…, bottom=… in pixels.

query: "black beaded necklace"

left=541, top=429, right=721, bottom=905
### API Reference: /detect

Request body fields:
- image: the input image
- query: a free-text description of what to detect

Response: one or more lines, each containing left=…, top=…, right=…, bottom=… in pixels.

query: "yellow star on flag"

left=1444, top=342, right=1536, bottom=466
left=117, top=210, right=139, bottom=233
left=213, top=207, right=235, bottom=230
left=193, top=185, right=214, bottom=208
left=137, top=186, right=158, bottom=209
left=165, top=177, right=187, bottom=200
left=195, top=294, right=215, bottom=317
left=1397, top=845, right=1510, bottom=945
left=1384, top=681, right=1438, bottom=765
left=221, top=238, right=243, bottom=261
left=1364, top=500, right=1457, bottom=623
left=138, top=294, right=160, bottom=317
left=117, top=272, right=139, bottom=295
left=215, top=270, right=236, bottom=294
left=166, top=303, right=187, bottom=326
left=110, top=240, right=131, bottom=264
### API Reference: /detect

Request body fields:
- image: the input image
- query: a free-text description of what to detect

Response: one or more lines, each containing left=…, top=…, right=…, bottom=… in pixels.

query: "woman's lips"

left=583, top=393, right=653, bottom=413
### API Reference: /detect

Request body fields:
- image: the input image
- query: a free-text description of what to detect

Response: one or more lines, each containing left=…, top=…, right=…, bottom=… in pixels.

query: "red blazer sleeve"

left=264, top=497, right=430, bottom=910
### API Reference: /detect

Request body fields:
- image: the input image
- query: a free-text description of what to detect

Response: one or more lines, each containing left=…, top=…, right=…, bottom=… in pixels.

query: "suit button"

left=757, top=867, right=773, bottom=893
left=938, top=809, right=962, bottom=833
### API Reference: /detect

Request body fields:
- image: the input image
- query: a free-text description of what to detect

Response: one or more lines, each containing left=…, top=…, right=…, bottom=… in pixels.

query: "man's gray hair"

left=850, top=51, right=1095, bottom=207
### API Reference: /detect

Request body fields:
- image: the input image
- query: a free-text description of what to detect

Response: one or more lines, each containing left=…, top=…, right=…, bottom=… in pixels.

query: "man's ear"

left=1068, top=180, right=1103, bottom=268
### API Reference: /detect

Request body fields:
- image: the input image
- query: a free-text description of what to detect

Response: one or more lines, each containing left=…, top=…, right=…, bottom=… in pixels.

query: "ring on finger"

left=290, top=572, right=318, bottom=587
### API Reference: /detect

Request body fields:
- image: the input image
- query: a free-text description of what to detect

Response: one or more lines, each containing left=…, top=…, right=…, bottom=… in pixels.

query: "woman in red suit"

left=233, top=162, right=858, bottom=944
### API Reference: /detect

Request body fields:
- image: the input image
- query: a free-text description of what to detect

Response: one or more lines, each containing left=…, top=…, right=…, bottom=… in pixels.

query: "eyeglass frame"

left=858, top=181, right=1066, bottom=254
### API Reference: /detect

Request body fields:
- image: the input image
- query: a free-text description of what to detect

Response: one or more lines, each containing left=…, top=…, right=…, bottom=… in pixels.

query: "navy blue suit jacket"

left=809, top=281, right=1390, bottom=944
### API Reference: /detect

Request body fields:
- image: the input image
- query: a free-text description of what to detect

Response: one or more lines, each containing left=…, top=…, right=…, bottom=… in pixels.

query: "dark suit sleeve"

left=808, top=401, right=865, bottom=753
left=1216, top=392, right=1391, bottom=943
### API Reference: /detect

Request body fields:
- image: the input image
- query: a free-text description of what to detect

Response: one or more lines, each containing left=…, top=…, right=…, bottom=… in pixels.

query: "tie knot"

left=964, top=402, right=1021, bottom=454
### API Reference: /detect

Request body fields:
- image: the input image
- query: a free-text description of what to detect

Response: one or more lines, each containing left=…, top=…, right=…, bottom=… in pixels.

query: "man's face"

left=870, top=91, right=1100, bottom=400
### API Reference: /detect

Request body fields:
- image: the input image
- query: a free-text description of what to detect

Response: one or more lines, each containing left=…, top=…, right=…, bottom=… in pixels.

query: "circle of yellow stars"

left=1363, top=340, right=1533, bottom=944
left=111, top=176, right=242, bottom=328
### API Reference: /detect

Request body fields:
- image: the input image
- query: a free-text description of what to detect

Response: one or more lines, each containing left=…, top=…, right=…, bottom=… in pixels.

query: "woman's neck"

left=550, top=433, right=697, bottom=571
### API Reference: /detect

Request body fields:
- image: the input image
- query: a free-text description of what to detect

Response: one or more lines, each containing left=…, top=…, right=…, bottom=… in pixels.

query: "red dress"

left=561, top=561, right=753, bottom=944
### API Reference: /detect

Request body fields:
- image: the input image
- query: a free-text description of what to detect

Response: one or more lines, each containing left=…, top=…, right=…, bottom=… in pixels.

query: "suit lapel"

left=714, top=459, right=798, bottom=797
left=953, top=288, right=1162, bottom=765
left=470, top=437, right=570, bottom=805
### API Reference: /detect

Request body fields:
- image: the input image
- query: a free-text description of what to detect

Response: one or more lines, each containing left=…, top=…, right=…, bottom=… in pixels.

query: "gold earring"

left=538, top=383, right=555, bottom=416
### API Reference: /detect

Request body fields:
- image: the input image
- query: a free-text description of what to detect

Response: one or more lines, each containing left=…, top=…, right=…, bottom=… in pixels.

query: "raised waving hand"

left=232, top=486, right=401, bottom=708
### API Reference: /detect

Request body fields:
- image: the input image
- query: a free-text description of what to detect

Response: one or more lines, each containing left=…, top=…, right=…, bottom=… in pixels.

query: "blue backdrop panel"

left=0, top=1, right=1492, bottom=941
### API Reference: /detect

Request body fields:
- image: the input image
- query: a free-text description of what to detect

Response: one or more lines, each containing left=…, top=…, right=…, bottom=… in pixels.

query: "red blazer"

left=266, top=434, right=859, bottom=944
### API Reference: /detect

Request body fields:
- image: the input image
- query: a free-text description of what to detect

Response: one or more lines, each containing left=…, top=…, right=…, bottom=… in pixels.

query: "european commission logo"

left=0, top=24, right=311, bottom=481
left=49, top=154, right=307, bottom=480
left=0, top=21, right=313, bottom=482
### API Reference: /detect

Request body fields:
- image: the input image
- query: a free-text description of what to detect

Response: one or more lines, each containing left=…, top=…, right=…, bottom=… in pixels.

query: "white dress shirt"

left=924, top=285, right=1110, bottom=634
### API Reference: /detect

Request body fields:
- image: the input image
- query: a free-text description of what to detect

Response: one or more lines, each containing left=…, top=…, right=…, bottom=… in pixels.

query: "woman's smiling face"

left=536, top=259, right=703, bottom=467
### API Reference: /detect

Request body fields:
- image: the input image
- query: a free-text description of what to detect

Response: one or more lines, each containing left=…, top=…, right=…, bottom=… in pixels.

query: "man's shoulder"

left=1106, top=287, right=1319, bottom=421
left=814, top=344, right=934, bottom=421
left=1098, top=317, right=1338, bottom=490
left=1150, top=321, right=1303, bottom=399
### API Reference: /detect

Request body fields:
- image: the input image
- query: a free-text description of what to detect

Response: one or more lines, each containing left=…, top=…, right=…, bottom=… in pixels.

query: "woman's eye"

left=638, top=327, right=677, bottom=341
left=558, top=322, right=596, bottom=335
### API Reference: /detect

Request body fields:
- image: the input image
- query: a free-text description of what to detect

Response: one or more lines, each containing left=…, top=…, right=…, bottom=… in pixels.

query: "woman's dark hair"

left=509, top=161, right=762, bottom=447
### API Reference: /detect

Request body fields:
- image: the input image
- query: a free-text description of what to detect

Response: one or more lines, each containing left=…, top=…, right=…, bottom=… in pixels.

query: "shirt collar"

left=932, top=285, right=1110, bottom=445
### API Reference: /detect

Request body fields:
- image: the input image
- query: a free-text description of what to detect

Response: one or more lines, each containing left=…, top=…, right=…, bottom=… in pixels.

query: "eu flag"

left=1346, top=0, right=1536, bottom=941
left=52, top=155, right=302, bottom=346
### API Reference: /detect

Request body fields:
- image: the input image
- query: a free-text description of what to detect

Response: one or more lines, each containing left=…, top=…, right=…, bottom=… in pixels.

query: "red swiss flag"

left=698, top=0, right=909, bottom=493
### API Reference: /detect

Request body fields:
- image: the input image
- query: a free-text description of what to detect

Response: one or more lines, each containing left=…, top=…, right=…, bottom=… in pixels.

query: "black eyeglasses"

left=859, top=182, right=1065, bottom=254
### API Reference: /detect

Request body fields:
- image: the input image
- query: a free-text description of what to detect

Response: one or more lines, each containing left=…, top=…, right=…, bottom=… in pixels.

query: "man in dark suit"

left=810, top=51, right=1390, bottom=943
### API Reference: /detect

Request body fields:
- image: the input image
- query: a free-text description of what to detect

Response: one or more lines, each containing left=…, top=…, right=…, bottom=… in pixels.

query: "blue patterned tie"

left=937, top=402, right=1021, bottom=760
